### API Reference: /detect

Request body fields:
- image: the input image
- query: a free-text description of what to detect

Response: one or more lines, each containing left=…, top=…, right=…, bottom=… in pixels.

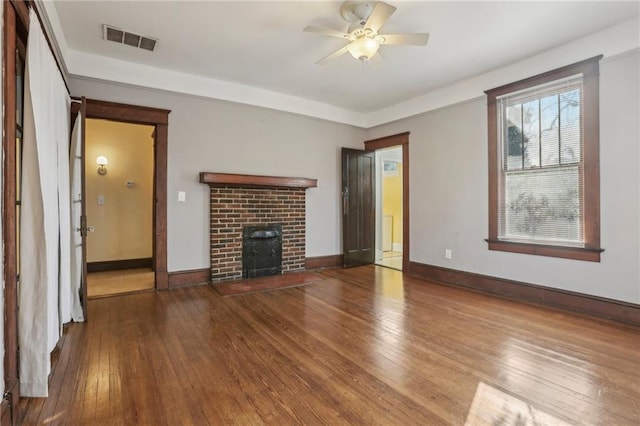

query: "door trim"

left=364, top=132, right=410, bottom=272
left=83, top=99, right=170, bottom=289
left=2, top=1, right=29, bottom=421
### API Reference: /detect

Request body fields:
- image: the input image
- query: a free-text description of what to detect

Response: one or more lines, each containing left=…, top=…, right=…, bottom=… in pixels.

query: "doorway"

left=77, top=99, right=170, bottom=300
left=374, top=147, right=403, bottom=270
left=364, top=132, right=410, bottom=272
left=85, top=118, right=155, bottom=298
left=342, top=133, right=410, bottom=271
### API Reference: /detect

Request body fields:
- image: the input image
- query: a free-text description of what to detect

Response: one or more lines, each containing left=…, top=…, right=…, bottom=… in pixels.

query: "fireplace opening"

left=242, top=224, right=283, bottom=278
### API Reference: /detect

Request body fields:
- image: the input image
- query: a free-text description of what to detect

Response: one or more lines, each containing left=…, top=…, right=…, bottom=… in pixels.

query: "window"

left=485, top=56, right=603, bottom=262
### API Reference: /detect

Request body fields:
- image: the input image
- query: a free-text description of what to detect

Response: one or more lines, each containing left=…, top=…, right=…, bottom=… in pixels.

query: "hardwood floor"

left=87, top=268, right=155, bottom=298
left=20, top=266, right=639, bottom=425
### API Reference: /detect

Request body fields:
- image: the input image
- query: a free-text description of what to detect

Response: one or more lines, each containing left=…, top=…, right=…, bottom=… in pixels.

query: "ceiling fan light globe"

left=347, top=37, right=380, bottom=61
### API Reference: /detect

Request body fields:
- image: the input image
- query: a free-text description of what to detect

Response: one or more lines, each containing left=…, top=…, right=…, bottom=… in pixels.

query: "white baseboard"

left=392, top=243, right=403, bottom=253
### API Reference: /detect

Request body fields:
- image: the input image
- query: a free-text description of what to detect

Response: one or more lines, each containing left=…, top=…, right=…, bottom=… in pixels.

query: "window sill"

left=485, top=239, right=603, bottom=262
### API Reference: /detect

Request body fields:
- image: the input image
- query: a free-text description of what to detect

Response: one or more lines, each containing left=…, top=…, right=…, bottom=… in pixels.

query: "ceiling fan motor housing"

left=340, top=1, right=375, bottom=25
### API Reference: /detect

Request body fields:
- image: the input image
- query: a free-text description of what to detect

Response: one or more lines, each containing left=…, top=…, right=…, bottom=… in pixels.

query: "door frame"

left=364, top=132, right=410, bottom=272
left=82, top=99, right=170, bottom=289
left=2, top=0, right=29, bottom=422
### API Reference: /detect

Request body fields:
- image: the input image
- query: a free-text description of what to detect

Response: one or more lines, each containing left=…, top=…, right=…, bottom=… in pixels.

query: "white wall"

left=69, top=78, right=365, bottom=272
left=365, top=50, right=640, bottom=304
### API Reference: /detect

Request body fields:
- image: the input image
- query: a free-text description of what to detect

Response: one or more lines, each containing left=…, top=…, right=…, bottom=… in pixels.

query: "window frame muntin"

left=485, top=56, right=604, bottom=262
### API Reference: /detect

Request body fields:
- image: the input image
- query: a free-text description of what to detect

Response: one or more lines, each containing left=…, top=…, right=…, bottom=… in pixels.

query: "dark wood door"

left=342, top=148, right=375, bottom=267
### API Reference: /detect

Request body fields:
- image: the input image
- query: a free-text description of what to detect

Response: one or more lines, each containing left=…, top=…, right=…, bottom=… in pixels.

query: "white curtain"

left=19, top=9, right=71, bottom=397
left=69, top=115, right=85, bottom=322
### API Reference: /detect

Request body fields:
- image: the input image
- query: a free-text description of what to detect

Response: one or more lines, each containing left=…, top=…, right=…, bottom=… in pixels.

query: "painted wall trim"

left=168, top=268, right=210, bottom=288
left=34, top=0, right=71, bottom=77
left=68, top=52, right=368, bottom=128
left=364, top=18, right=639, bottom=127
left=38, top=0, right=637, bottom=130
left=407, top=261, right=640, bottom=327
left=305, top=254, right=344, bottom=270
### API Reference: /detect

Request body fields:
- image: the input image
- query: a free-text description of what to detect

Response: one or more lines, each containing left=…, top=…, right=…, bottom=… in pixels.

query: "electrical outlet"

left=445, top=249, right=452, bottom=259
left=97, top=195, right=105, bottom=206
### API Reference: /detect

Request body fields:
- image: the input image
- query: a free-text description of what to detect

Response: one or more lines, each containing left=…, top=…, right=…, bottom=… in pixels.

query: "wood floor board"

left=87, top=268, right=155, bottom=299
left=19, top=266, right=640, bottom=425
left=226, top=292, right=443, bottom=424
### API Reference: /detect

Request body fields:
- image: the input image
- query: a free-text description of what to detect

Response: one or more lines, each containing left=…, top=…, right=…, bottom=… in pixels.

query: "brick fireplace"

left=199, top=172, right=317, bottom=283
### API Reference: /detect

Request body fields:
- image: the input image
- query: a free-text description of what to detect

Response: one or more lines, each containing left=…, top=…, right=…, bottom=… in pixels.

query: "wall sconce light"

left=96, top=156, right=108, bottom=175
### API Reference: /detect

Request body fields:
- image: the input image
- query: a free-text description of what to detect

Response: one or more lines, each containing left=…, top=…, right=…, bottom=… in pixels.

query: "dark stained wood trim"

left=407, top=261, right=640, bottom=327
left=3, top=2, right=23, bottom=422
left=9, top=1, right=28, bottom=31
left=485, top=57, right=603, bottom=261
left=83, top=100, right=170, bottom=290
left=487, top=95, right=498, bottom=242
left=363, top=132, right=410, bottom=151
left=364, top=132, right=410, bottom=272
left=87, top=258, right=152, bottom=273
left=154, top=123, right=169, bottom=289
left=305, top=254, right=344, bottom=270
left=168, top=268, right=210, bottom=288
left=581, top=58, right=602, bottom=252
left=84, top=99, right=170, bottom=126
left=400, top=141, right=409, bottom=272
left=199, top=172, right=317, bottom=189
left=486, top=239, right=602, bottom=262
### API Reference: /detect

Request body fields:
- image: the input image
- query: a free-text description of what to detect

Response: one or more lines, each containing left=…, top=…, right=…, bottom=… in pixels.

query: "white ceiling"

left=50, top=1, right=638, bottom=126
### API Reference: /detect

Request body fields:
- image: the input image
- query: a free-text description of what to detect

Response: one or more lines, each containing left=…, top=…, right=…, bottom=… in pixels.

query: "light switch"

left=97, top=195, right=105, bottom=205
left=178, top=191, right=186, bottom=202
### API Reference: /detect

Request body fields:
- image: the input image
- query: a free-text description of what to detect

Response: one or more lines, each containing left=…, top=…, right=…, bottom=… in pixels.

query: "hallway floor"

left=87, top=268, right=154, bottom=298
left=376, top=250, right=403, bottom=270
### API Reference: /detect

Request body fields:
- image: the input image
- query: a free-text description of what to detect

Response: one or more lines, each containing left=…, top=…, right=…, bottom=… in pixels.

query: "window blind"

left=496, top=75, right=584, bottom=246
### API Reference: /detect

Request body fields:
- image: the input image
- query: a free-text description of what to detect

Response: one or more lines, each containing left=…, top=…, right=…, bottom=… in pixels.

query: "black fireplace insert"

left=242, top=224, right=283, bottom=278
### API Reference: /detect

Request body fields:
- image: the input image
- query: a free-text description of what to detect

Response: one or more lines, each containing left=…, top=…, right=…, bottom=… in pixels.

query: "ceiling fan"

left=304, top=1, right=429, bottom=65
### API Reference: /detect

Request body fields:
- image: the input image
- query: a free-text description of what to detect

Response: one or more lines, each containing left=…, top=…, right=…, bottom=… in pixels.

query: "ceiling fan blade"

left=303, top=26, right=349, bottom=39
left=365, top=2, right=396, bottom=33
left=380, top=33, right=429, bottom=46
left=315, top=45, right=350, bottom=65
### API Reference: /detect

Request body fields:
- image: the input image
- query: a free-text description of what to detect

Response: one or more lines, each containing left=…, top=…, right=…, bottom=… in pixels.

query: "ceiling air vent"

left=103, top=25, right=158, bottom=52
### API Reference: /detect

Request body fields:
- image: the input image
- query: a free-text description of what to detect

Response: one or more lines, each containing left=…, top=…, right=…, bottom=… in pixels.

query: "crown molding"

left=37, top=4, right=640, bottom=130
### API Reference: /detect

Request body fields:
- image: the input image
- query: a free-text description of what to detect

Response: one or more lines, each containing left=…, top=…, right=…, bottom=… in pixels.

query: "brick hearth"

left=200, top=173, right=317, bottom=283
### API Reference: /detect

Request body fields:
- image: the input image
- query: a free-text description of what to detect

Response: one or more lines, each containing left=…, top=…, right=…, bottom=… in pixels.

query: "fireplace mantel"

left=199, top=172, right=317, bottom=189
